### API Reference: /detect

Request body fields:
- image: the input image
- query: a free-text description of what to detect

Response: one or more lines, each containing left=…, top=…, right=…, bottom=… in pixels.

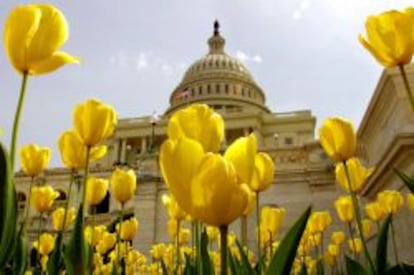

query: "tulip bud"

left=119, top=217, right=139, bottom=241
left=331, top=231, right=346, bottom=246
left=308, top=211, right=332, bottom=234
left=167, top=104, right=224, bottom=153
left=19, top=144, right=51, bottom=177
left=334, top=196, right=354, bottom=223
left=249, top=152, right=275, bottom=192
left=319, top=117, right=356, bottom=162
left=96, top=231, right=116, bottom=255
left=359, top=10, right=414, bottom=68
left=59, top=130, right=107, bottom=170
left=33, top=233, right=55, bottom=255
left=362, top=219, right=372, bottom=238
left=335, top=158, right=374, bottom=193
left=73, top=99, right=117, bottom=147
left=407, top=193, right=414, bottom=212
left=377, top=190, right=404, bottom=214
left=162, top=194, right=187, bottom=220
left=178, top=228, right=191, bottom=244
left=348, top=238, right=362, bottom=254
left=260, top=206, right=285, bottom=238
left=52, top=207, right=76, bottom=231
left=110, top=168, right=137, bottom=204
left=84, top=225, right=106, bottom=246
left=86, top=177, right=108, bottom=206
left=31, top=185, right=59, bottom=213
left=4, top=4, right=79, bottom=75
left=365, top=201, right=384, bottom=222
left=328, top=244, right=339, bottom=257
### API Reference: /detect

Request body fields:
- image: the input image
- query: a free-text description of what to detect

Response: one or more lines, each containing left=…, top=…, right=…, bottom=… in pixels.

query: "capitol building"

left=15, top=22, right=414, bottom=259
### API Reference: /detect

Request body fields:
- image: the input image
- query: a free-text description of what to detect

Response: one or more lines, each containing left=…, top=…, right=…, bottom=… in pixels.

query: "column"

left=141, top=137, right=147, bottom=153
left=113, top=139, right=120, bottom=163
left=120, top=139, right=127, bottom=164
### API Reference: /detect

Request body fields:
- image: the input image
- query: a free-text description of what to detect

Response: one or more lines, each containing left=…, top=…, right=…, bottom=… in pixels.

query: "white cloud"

left=109, top=50, right=186, bottom=76
left=235, top=50, right=263, bottom=64
left=293, top=0, right=311, bottom=21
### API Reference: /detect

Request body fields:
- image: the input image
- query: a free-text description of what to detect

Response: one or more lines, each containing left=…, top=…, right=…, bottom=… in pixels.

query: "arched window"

left=17, top=191, right=26, bottom=210
left=56, top=190, right=67, bottom=201
left=96, top=192, right=110, bottom=214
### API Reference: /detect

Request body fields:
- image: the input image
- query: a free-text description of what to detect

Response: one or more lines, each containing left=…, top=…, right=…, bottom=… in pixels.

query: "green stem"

left=176, top=219, right=181, bottom=271
left=116, top=203, right=125, bottom=271
left=91, top=206, right=96, bottom=254
left=241, top=215, right=247, bottom=248
left=81, top=146, right=91, bottom=214
left=398, top=64, right=414, bottom=113
left=195, top=220, right=201, bottom=274
left=10, top=72, right=29, bottom=170
left=61, top=171, right=74, bottom=234
left=219, top=225, right=228, bottom=275
left=36, top=212, right=43, bottom=270
left=390, top=217, right=400, bottom=265
left=343, top=161, right=375, bottom=272
left=21, top=176, right=34, bottom=232
left=347, top=222, right=357, bottom=259
left=256, top=191, right=262, bottom=273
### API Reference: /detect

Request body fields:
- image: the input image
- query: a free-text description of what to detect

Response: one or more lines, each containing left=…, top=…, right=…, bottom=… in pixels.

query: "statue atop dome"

left=214, top=20, right=220, bottom=36
left=208, top=20, right=225, bottom=54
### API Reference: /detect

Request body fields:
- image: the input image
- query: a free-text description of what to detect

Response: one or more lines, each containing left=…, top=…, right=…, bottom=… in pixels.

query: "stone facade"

left=16, top=22, right=414, bottom=260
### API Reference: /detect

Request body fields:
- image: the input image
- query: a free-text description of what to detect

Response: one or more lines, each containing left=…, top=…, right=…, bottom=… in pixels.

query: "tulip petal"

left=4, top=5, right=41, bottom=72
left=90, top=145, right=107, bottom=161
left=30, top=51, right=79, bottom=75
left=159, top=138, right=204, bottom=214
left=224, top=133, right=257, bottom=184
left=358, top=35, right=395, bottom=67
left=26, top=4, right=69, bottom=64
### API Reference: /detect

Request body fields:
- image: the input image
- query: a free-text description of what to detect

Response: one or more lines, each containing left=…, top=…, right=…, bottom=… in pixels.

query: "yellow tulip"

left=178, top=228, right=191, bottom=244
left=377, top=190, right=404, bottom=214
left=206, top=226, right=220, bottom=242
left=359, top=10, right=414, bottom=68
left=52, top=207, right=76, bottom=230
left=328, top=244, right=339, bottom=257
left=331, top=231, right=346, bottom=246
left=167, top=218, right=179, bottom=238
left=365, top=201, right=384, bottom=222
left=150, top=243, right=166, bottom=261
left=335, top=158, right=374, bottom=193
left=96, top=231, right=116, bottom=255
left=58, top=130, right=107, bottom=170
left=167, top=104, right=224, bottom=152
left=348, top=238, right=362, bottom=254
left=308, top=211, right=332, bottom=234
left=4, top=4, right=79, bottom=75
left=31, top=185, right=59, bottom=213
left=119, top=217, right=139, bottom=241
left=19, top=144, right=51, bottom=177
left=191, top=154, right=249, bottom=226
left=110, top=168, right=137, bottom=204
left=249, top=152, right=275, bottom=192
left=319, top=117, right=356, bottom=162
left=73, top=99, right=118, bottom=147
left=86, top=177, right=108, bottom=206
left=407, top=193, right=414, bottom=212
left=224, top=133, right=257, bottom=184
left=260, top=206, right=286, bottom=238
left=362, top=219, right=373, bottom=238
left=334, top=196, right=354, bottom=223
left=162, top=194, right=187, bottom=220
left=242, top=189, right=256, bottom=216
left=160, top=137, right=204, bottom=215
left=84, top=225, right=106, bottom=246
left=33, top=233, right=55, bottom=255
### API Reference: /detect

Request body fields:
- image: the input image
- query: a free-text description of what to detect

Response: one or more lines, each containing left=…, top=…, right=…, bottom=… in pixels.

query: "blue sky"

left=0, top=0, right=412, bottom=166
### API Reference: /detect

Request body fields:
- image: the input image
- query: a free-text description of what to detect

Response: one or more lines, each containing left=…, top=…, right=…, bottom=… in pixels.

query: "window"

left=284, top=137, right=293, bottom=145
left=207, top=85, right=211, bottom=94
left=95, top=192, right=110, bottom=214
left=225, top=84, right=229, bottom=94
left=216, top=84, right=220, bottom=93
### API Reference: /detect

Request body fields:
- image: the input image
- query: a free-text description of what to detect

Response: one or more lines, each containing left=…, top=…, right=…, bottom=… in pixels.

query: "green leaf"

left=299, top=263, right=308, bottom=275
left=376, top=214, right=392, bottom=275
left=235, top=239, right=254, bottom=275
left=200, top=230, right=214, bottom=275
left=266, top=206, right=312, bottom=275
left=48, top=231, right=64, bottom=275
left=345, top=255, right=368, bottom=275
left=394, top=169, right=414, bottom=194
left=183, top=254, right=195, bottom=275
left=316, top=258, right=325, bottom=275
left=0, top=143, right=18, bottom=269
left=12, top=232, right=28, bottom=275
left=64, top=203, right=89, bottom=275
left=161, top=260, right=168, bottom=275
left=228, top=248, right=238, bottom=275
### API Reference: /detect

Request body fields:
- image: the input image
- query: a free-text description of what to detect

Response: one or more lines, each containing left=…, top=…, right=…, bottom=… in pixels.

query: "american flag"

left=176, top=87, right=190, bottom=99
